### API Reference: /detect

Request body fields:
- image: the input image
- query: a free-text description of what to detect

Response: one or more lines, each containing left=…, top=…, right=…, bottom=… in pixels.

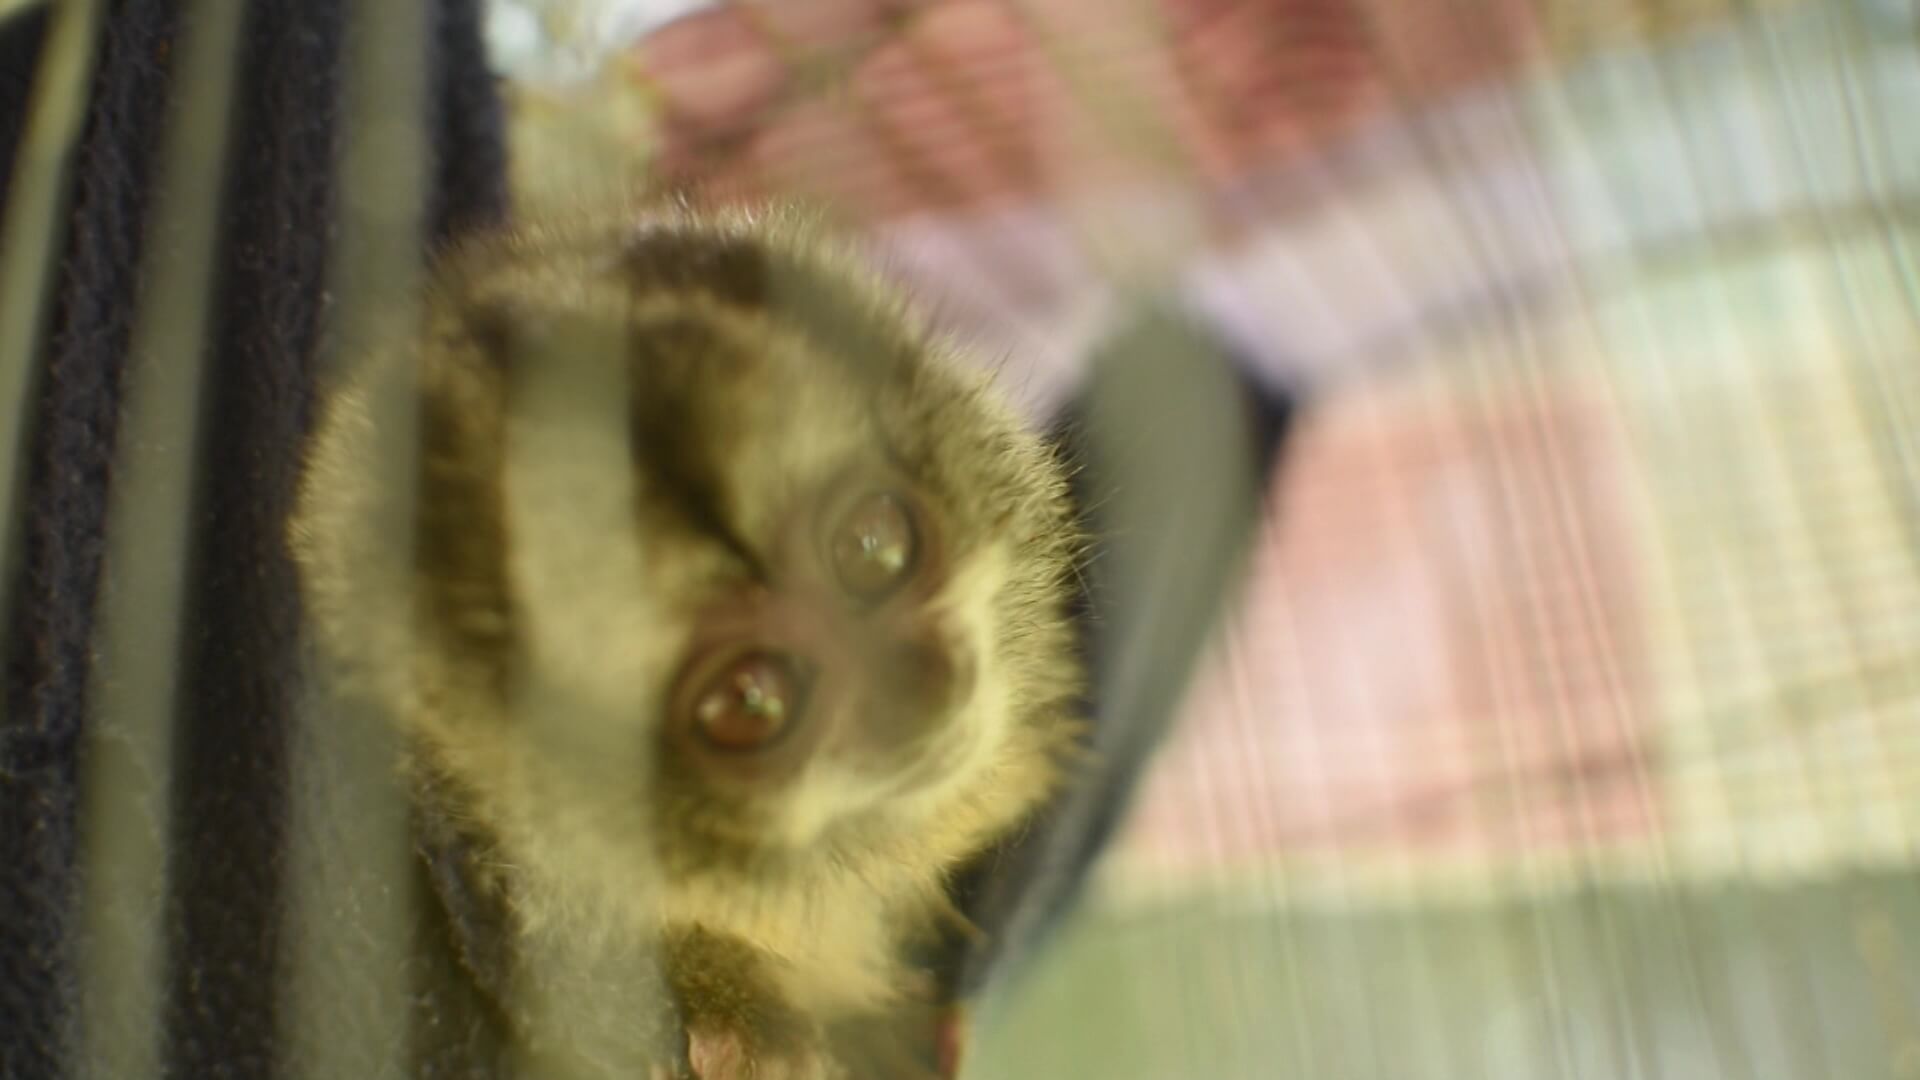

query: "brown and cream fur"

left=289, top=203, right=1084, bottom=1077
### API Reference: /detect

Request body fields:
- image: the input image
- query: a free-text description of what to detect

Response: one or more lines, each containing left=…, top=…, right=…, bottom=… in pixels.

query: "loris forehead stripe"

left=622, top=310, right=767, bottom=572
left=622, top=229, right=914, bottom=381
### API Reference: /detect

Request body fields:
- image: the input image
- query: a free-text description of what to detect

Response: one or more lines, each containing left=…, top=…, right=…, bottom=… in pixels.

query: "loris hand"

left=672, top=998, right=960, bottom=1080
left=682, top=1021, right=841, bottom=1080
left=666, top=928, right=843, bottom=1080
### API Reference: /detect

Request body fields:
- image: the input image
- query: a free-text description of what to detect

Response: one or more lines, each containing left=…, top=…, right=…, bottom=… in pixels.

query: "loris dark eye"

left=691, top=651, right=805, bottom=752
left=829, top=491, right=919, bottom=601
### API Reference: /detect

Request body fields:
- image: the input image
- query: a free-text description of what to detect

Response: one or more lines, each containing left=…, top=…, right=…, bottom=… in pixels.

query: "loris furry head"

left=290, top=204, right=1084, bottom=959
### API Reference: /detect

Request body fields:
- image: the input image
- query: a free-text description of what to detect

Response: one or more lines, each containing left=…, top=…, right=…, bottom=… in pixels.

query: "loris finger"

left=686, top=1024, right=841, bottom=1080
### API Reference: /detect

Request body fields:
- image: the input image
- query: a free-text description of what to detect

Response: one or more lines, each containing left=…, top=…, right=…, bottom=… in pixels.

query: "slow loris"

left=288, top=204, right=1085, bottom=1078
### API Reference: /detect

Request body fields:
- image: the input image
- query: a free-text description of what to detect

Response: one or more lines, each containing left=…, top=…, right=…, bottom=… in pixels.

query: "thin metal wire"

left=1483, top=16, right=1908, bottom=1079
left=1636, top=19, right=1895, bottom=1074
left=1512, top=41, right=1765, bottom=1080
left=1355, top=37, right=1630, bottom=1080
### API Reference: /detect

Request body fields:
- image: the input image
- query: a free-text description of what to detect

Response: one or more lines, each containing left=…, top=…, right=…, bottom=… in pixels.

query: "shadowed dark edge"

left=942, top=303, right=1299, bottom=1004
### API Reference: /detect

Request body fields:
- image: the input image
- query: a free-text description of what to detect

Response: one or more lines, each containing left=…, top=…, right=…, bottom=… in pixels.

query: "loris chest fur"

left=289, top=205, right=1084, bottom=1077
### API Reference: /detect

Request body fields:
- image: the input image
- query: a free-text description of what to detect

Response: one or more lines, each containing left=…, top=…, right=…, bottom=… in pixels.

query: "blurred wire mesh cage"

left=5, top=0, right=1920, bottom=1078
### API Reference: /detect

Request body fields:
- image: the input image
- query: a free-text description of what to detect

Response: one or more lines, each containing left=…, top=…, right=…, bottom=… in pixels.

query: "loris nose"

left=873, top=626, right=970, bottom=719
left=827, top=622, right=976, bottom=763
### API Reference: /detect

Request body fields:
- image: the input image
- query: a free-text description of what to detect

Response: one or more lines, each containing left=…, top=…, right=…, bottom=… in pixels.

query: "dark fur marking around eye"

left=625, top=315, right=767, bottom=577
left=626, top=229, right=951, bottom=523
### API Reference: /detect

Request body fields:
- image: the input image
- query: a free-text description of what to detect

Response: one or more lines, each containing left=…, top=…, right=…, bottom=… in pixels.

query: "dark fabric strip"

left=156, top=0, right=346, bottom=1074
left=158, top=0, right=508, bottom=1075
left=0, top=2, right=181, bottom=1074
left=0, top=0, right=506, bottom=1074
left=425, top=0, right=510, bottom=245
left=0, top=7, right=49, bottom=207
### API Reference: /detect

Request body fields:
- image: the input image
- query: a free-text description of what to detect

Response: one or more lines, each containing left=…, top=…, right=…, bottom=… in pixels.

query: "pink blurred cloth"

left=630, top=0, right=1544, bottom=220
left=1127, top=374, right=1658, bottom=869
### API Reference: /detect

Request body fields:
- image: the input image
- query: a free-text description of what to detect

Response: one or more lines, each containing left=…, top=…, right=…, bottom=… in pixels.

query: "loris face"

left=295, top=207, right=1082, bottom=922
